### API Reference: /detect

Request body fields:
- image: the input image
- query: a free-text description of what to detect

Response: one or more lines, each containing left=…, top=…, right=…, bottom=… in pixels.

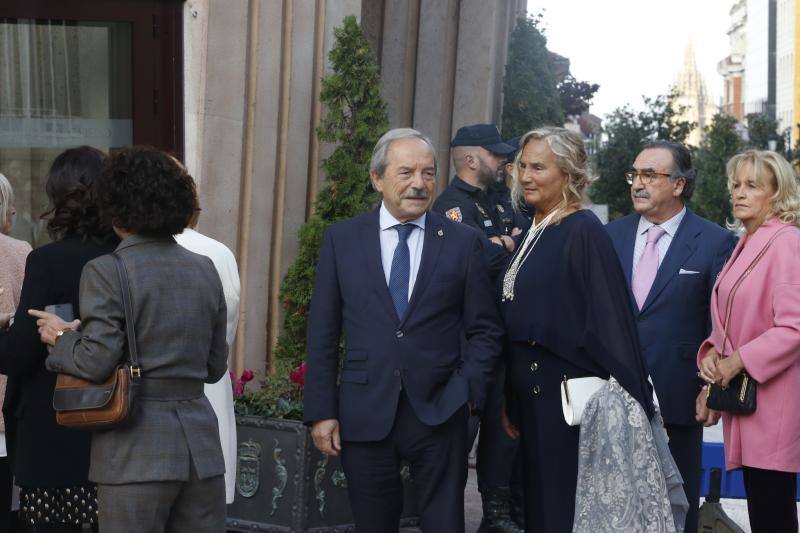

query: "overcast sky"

left=527, top=0, right=735, bottom=119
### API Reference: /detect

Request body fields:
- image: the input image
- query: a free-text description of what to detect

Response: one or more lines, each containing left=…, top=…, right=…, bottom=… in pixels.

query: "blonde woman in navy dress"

left=500, top=127, right=654, bottom=532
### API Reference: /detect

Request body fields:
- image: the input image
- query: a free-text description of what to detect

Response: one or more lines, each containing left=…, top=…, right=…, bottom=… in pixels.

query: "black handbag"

left=704, top=229, right=788, bottom=414
left=706, top=372, right=756, bottom=413
left=52, top=253, right=141, bottom=428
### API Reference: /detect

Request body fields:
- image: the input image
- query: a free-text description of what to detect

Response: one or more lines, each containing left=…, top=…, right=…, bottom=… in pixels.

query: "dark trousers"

left=475, top=364, right=520, bottom=494
left=664, top=424, right=703, bottom=533
left=742, top=466, right=798, bottom=533
left=0, top=457, right=11, bottom=532
left=340, top=392, right=468, bottom=533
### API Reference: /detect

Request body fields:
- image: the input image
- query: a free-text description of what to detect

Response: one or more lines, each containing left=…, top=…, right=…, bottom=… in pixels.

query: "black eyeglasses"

left=624, top=170, right=672, bottom=185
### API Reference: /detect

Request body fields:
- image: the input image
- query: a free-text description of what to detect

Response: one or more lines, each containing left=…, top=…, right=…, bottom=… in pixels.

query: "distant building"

left=776, top=0, right=795, bottom=142
left=673, top=41, right=718, bottom=147
left=718, top=0, right=746, bottom=121
left=744, top=0, right=773, bottom=117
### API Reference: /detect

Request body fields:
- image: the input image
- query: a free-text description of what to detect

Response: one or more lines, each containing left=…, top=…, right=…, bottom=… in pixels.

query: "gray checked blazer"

left=46, top=234, right=229, bottom=485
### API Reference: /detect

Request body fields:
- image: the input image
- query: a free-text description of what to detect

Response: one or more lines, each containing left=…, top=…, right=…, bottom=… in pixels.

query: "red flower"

left=240, top=370, right=255, bottom=383
left=234, top=383, right=244, bottom=396
left=289, top=362, right=306, bottom=388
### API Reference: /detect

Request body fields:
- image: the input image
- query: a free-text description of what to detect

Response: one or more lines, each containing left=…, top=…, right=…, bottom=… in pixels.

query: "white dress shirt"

left=175, top=227, right=240, bottom=504
left=631, top=206, right=686, bottom=279
left=379, top=202, right=426, bottom=300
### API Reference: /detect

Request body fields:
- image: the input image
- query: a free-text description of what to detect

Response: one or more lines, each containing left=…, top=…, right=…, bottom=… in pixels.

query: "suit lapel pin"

left=437, top=229, right=444, bottom=237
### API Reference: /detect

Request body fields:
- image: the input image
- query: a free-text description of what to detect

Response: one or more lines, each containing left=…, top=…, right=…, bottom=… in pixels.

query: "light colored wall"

left=184, top=0, right=522, bottom=375
left=776, top=0, right=795, bottom=140
left=745, top=0, right=770, bottom=114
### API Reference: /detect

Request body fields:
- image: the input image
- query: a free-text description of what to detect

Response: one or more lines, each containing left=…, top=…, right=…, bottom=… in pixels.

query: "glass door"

left=0, top=1, right=182, bottom=247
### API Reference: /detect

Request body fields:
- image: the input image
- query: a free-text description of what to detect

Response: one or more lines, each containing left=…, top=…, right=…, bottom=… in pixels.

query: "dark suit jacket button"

left=530, top=362, right=539, bottom=372
left=395, top=330, right=403, bottom=338
left=532, top=385, right=541, bottom=395
left=394, top=369, right=401, bottom=377
left=528, top=340, right=536, bottom=346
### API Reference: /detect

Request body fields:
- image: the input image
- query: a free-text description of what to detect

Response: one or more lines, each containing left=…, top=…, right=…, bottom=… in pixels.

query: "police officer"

left=433, top=124, right=516, bottom=253
left=433, top=124, right=522, bottom=533
left=489, top=136, right=532, bottom=237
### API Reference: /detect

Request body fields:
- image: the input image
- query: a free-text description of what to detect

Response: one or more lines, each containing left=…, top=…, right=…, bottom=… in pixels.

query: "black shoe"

left=478, top=487, right=523, bottom=533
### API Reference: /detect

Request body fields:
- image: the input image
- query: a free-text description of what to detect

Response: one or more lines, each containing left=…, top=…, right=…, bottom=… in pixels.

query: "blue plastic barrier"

left=700, top=442, right=800, bottom=499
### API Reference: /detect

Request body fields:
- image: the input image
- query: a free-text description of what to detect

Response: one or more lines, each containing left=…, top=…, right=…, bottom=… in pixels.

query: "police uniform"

left=433, top=124, right=522, bottom=533
left=488, top=180, right=532, bottom=235
left=433, top=176, right=505, bottom=238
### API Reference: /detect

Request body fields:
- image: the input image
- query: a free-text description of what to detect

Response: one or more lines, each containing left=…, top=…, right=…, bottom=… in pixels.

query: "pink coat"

left=0, top=233, right=31, bottom=432
left=698, top=218, right=800, bottom=472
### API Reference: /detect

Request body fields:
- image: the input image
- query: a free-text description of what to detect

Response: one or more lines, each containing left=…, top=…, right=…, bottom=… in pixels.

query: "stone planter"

left=226, top=415, right=419, bottom=532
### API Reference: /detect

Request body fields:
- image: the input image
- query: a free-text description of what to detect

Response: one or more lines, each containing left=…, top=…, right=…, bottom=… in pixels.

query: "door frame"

left=1, top=0, right=184, bottom=159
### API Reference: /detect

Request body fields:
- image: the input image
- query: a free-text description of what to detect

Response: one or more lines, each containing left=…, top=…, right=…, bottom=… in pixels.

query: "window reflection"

left=0, top=18, right=132, bottom=247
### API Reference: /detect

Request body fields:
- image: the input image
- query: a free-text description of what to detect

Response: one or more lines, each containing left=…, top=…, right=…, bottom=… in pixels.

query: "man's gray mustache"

left=403, top=192, right=429, bottom=199
left=633, top=192, right=650, bottom=199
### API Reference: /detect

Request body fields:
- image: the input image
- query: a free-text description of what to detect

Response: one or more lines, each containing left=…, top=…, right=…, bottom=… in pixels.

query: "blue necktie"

left=388, top=224, right=416, bottom=318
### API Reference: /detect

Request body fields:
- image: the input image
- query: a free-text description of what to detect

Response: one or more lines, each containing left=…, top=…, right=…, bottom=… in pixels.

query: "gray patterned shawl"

left=573, top=378, right=689, bottom=532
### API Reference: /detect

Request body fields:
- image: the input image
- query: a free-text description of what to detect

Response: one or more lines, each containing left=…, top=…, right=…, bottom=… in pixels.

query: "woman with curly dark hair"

left=32, top=146, right=228, bottom=533
left=0, top=146, right=117, bottom=532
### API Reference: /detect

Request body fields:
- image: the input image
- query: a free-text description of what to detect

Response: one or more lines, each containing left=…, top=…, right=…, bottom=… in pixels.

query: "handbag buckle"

left=130, top=365, right=142, bottom=379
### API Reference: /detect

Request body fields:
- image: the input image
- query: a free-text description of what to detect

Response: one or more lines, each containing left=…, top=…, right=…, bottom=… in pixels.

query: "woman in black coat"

left=0, top=146, right=117, bottom=532
left=500, top=128, right=654, bottom=532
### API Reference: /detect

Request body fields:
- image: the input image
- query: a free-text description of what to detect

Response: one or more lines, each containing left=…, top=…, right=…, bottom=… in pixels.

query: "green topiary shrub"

left=239, top=15, right=388, bottom=418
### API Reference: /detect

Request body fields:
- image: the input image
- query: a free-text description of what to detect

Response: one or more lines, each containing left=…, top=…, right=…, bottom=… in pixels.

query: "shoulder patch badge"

left=445, top=207, right=463, bottom=223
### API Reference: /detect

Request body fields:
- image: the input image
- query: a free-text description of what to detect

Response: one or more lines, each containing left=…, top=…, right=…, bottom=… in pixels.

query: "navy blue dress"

left=501, top=210, right=653, bottom=532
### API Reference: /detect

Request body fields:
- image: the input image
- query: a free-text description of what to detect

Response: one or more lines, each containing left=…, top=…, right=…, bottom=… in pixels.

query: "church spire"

left=673, top=39, right=717, bottom=146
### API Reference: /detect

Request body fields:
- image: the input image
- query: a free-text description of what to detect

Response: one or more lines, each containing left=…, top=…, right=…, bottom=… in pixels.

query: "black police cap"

left=504, top=136, right=521, bottom=162
left=451, top=124, right=515, bottom=155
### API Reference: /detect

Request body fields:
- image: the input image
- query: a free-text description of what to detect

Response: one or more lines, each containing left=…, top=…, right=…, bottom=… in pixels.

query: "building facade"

left=0, top=0, right=525, bottom=375
left=719, top=0, right=747, bottom=122
left=776, top=0, right=795, bottom=141
left=744, top=0, right=772, bottom=116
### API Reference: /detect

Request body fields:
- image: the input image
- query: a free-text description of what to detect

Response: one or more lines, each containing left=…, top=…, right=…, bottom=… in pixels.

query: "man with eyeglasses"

left=605, top=140, right=737, bottom=533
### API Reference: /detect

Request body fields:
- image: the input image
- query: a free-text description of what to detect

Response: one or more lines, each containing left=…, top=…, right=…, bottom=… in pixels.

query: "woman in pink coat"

left=697, top=150, right=800, bottom=533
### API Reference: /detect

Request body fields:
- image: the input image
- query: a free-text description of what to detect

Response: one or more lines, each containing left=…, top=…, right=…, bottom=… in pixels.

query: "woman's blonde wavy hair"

left=726, top=150, right=800, bottom=231
left=510, top=127, right=594, bottom=212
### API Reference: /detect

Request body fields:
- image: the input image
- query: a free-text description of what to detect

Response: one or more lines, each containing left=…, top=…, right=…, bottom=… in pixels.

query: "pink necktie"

left=632, top=226, right=666, bottom=309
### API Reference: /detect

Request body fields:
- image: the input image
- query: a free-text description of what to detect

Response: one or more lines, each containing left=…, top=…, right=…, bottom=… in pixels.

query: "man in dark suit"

left=304, top=128, right=503, bottom=533
left=606, top=140, right=737, bottom=533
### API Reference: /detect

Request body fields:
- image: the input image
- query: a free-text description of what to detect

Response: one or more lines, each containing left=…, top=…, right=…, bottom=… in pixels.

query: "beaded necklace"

left=501, top=207, right=563, bottom=302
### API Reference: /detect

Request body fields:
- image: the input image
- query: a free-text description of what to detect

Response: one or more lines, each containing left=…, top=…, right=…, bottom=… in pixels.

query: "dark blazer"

left=46, top=235, right=229, bottom=485
left=606, top=209, right=737, bottom=425
left=304, top=209, right=504, bottom=442
left=0, top=235, right=117, bottom=487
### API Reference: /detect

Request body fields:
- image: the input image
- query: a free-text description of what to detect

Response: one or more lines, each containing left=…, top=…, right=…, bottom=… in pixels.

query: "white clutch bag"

left=560, top=376, right=607, bottom=426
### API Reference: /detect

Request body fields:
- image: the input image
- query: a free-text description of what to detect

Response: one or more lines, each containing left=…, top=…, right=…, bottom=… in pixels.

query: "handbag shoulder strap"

left=112, top=253, right=140, bottom=376
left=721, top=227, right=791, bottom=355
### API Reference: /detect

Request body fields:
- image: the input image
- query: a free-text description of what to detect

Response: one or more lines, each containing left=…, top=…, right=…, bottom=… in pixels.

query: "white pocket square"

left=679, top=268, right=700, bottom=275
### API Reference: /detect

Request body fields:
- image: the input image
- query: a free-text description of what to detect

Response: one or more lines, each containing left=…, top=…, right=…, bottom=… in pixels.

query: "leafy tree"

left=558, top=76, right=599, bottom=118
left=746, top=113, right=786, bottom=152
left=691, top=114, right=744, bottom=226
left=272, top=16, right=388, bottom=369
left=590, top=92, right=694, bottom=220
left=501, top=15, right=564, bottom=137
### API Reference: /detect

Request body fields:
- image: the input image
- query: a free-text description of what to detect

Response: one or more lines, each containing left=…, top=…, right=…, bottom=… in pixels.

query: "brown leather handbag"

left=53, top=253, right=141, bottom=429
